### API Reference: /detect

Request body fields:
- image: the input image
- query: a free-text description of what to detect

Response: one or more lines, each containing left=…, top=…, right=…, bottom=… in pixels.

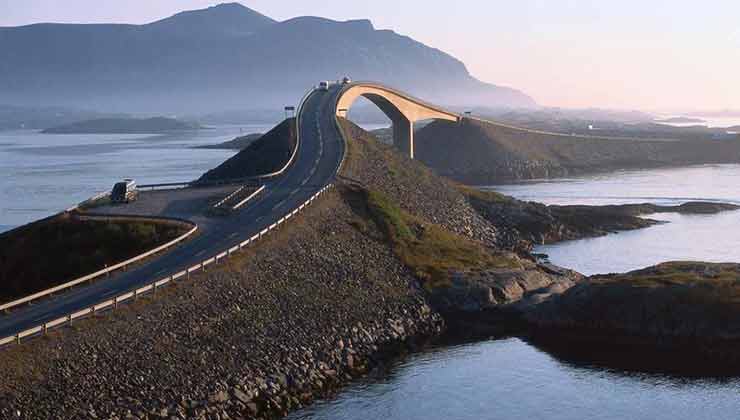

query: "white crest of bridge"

left=335, top=82, right=460, bottom=159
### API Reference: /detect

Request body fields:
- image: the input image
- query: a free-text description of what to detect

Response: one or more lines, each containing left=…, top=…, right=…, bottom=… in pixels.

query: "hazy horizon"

left=1, top=0, right=738, bottom=112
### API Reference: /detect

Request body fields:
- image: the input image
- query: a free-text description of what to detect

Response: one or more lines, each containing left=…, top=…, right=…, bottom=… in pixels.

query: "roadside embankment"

left=0, top=213, right=190, bottom=304
left=0, top=188, right=443, bottom=419
left=415, top=118, right=740, bottom=184
left=197, top=118, right=296, bottom=183
left=337, top=119, right=583, bottom=336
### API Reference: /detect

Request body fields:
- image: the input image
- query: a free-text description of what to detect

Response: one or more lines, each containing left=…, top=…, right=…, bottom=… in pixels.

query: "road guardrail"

left=0, top=184, right=335, bottom=347
left=0, top=216, right=198, bottom=313
left=0, top=86, right=324, bottom=347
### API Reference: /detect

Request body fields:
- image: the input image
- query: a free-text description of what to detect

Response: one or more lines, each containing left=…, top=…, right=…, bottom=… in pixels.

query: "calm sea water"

left=0, top=125, right=277, bottom=233
left=288, top=164, right=740, bottom=420
left=288, top=338, right=740, bottom=420
left=656, top=115, right=740, bottom=129
left=489, top=164, right=740, bottom=275
left=0, top=122, right=390, bottom=234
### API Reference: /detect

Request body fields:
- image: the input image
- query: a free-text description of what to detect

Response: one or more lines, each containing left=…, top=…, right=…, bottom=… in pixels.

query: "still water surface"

left=288, top=164, right=740, bottom=420
left=288, top=338, right=740, bottom=420
left=0, top=125, right=264, bottom=232
left=0, top=123, right=390, bottom=233
left=490, top=164, right=740, bottom=275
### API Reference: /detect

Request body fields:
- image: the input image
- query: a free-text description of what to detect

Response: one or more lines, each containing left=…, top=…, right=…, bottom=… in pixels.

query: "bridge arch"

left=335, top=83, right=459, bottom=159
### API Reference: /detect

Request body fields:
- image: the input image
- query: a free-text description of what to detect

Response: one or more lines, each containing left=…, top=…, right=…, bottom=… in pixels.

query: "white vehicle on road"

left=111, top=178, right=138, bottom=203
left=318, top=81, right=330, bottom=91
left=341, top=76, right=352, bottom=84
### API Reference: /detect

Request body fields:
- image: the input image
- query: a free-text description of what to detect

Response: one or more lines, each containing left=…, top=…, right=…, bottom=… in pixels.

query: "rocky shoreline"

left=465, top=187, right=738, bottom=248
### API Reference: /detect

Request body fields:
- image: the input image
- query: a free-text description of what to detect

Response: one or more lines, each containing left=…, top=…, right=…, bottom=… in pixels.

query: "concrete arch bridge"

left=335, top=82, right=460, bottom=159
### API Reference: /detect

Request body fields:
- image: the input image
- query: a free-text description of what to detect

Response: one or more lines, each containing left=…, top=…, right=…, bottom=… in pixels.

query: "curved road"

left=0, top=84, right=347, bottom=339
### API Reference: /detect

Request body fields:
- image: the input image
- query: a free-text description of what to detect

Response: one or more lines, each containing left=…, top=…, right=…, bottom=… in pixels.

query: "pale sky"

left=1, top=0, right=738, bottom=111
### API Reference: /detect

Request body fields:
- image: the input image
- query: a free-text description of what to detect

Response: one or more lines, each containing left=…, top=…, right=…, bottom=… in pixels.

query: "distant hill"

left=654, top=117, right=705, bottom=124
left=414, top=118, right=740, bottom=184
left=0, top=3, right=535, bottom=113
left=0, top=105, right=126, bottom=130
left=42, top=117, right=201, bottom=134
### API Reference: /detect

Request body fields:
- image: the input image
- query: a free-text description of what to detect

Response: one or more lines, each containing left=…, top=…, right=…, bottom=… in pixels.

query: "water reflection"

left=287, top=338, right=740, bottom=420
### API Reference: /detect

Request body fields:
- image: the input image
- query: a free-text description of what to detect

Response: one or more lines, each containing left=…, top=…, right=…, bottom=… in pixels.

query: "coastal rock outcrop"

left=523, top=262, right=740, bottom=371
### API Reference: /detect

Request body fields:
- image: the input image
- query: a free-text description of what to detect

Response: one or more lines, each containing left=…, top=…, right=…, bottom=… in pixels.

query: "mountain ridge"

left=0, top=3, right=536, bottom=113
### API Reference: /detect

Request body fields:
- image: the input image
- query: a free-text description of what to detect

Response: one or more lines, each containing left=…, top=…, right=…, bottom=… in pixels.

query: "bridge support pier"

left=335, top=83, right=460, bottom=161
left=392, top=117, right=414, bottom=159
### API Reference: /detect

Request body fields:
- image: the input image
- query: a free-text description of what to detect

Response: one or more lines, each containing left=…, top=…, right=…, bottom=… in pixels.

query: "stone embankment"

left=0, top=191, right=442, bottom=419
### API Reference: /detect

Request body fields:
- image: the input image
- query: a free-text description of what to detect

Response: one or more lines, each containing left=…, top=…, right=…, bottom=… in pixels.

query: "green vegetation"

left=592, top=262, right=740, bottom=304
left=0, top=215, right=189, bottom=303
left=357, top=187, right=519, bottom=290
left=457, top=184, right=512, bottom=204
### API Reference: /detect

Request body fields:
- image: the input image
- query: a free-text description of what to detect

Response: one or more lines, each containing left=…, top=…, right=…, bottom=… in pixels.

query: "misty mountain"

left=0, top=3, right=535, bottom=114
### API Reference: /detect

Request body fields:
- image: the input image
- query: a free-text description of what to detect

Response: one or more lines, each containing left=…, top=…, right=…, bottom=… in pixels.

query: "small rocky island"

left=42, top=117, right=202, bottom=134
left=522, top=262, right=740, bottom=373
left=654, top=116, right=706, bottom=124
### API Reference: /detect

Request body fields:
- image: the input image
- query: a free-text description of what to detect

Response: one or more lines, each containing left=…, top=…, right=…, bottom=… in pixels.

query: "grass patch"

left=591, top=262, right=740, bottom=306
left=354, top=187, right=519, bottom=290
left=0, top=214, right=190, bottom=303
left=457, top=184, right=512, bottom=204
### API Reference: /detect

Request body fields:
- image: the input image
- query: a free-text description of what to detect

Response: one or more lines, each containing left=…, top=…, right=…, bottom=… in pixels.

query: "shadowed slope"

left=197, top=118, right=296, bottom=183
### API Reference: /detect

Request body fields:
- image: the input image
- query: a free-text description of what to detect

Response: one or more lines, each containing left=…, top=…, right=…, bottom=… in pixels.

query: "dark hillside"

left=197, top=118, right=296, bottom=183
left=0, top=214, right=188, bottom=303
left=415, top=118, right=740, bottom=183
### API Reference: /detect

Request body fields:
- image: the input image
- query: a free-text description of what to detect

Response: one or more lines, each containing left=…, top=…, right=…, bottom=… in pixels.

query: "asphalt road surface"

left=0, top=84, right=347, bottom=339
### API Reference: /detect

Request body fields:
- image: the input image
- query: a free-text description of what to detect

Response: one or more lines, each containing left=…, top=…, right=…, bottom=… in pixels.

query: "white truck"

left=318, top=81, right=330, bottom=91
left=111, top=178, right=138, bottom=203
